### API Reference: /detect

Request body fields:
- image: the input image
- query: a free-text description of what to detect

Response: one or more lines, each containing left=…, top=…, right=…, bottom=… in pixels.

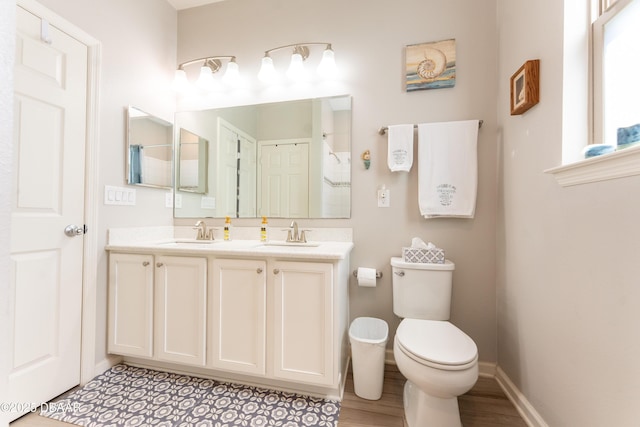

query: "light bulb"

left=196, top=66, right=219, bottom=92
left=172, top=69, right=190, bottom=92
left=286, top=52, right=306, bottom=81
left=222, top=60, right=240, bottom=86
left=317, top=47, right=337, bottom=79
left=258, top=55, right=276, bottom=83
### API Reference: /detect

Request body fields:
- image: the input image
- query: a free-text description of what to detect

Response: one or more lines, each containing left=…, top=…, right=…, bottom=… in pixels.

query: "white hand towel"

left=387, top=124, right=414, bottom=172
left=418, top=120, right=479, bottom=218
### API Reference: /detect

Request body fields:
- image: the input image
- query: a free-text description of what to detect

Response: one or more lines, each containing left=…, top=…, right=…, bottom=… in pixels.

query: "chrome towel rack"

left=378, top=119, right=483, bottom=136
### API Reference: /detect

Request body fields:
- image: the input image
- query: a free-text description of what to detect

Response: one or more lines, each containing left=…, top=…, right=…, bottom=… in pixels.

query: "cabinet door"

left=108, top=253, right=154, bottom=358
left=209, top=258, right=266, bottom=375
left=154, top=255, right=207, bottom=366
left=272, top=261, right=334, bottom=386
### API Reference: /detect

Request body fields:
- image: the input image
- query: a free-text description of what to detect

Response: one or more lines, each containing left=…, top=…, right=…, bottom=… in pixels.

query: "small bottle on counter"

left=224, top=216, right=231, bottom=241
left=260, top=216, right=268, bottom=242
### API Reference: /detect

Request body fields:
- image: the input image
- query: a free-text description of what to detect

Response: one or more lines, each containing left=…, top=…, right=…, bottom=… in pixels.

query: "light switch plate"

left=104, top=185, right=136, bottom=206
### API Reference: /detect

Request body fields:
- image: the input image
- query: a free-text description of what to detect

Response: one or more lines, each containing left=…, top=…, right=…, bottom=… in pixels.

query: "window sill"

left=545, top=145, right=640, bottom=187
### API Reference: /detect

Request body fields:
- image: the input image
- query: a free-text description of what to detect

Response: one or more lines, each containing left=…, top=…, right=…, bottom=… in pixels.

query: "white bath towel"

left=387, top=124, right=414, bottom=172
left=418, top=120, right=479, bottom=218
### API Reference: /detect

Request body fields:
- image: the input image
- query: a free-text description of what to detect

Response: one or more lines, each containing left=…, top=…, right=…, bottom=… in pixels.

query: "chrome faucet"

left=194, top=220, right=213, bottom=240
left=286, top=221, right=308, bottom=243
left=288, top=221, right=299, bottom=242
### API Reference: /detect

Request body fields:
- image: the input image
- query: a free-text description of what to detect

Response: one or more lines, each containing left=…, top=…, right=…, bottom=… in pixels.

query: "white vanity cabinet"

left=271, top=261, right=334, bottom=386
left=208, top=258, right=267, bottom=376
left=108, top=253, right=154, bottom=358
left=106, top=233, right=352, bottom=399
left=154, top=255, right=207, bottom=367
left=108, top=253, right=207, bottom=367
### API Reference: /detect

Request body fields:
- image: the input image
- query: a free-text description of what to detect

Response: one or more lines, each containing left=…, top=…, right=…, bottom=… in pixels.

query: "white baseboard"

left=478, top=361, right=497, bottom=377
left=92, top=355, right=122, bottom=380
left=495, top=366, right=549, bottom=427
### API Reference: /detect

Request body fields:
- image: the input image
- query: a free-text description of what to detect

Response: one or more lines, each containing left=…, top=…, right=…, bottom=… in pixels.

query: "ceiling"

left=167, top=0, right=224, bottom=10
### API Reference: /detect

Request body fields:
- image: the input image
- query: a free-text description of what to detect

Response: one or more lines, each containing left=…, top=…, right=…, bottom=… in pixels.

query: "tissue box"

left=402, top=247, right=445, bottom=264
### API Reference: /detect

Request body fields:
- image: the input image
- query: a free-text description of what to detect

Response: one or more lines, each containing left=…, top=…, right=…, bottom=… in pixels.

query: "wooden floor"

left=12, top=364, right=527, bottom=427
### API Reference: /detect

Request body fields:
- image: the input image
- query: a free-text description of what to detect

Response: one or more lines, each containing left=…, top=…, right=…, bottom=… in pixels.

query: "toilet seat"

left=396, top=319, right=477, bottom=371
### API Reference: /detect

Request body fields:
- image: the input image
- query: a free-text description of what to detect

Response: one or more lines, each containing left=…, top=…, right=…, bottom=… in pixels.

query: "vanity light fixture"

left=173, top=55, right=239, bottom=92
left=258, top=43, right=337, bottom=84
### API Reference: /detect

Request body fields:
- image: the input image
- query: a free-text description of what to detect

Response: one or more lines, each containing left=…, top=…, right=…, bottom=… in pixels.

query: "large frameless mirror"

left=126, top=106, right=173, bottom=189
left=173, top=95, right=351, bottom=219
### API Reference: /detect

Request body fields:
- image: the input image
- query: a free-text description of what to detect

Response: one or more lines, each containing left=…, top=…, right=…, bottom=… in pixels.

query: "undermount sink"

left=158, top=239, right=218, bottom=246
left=262, top=241, right=320, bottom=247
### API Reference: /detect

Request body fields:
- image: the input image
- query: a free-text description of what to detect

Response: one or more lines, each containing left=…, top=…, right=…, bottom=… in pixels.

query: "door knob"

left=64, top=224, right=86, bottom=237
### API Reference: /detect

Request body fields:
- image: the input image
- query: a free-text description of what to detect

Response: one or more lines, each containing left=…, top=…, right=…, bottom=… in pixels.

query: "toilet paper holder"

left=352, top=270, right=383, bottom=279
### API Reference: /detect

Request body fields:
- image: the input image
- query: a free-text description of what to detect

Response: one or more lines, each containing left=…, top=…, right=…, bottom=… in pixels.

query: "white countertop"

left=105, top=226, right=353, bottom=261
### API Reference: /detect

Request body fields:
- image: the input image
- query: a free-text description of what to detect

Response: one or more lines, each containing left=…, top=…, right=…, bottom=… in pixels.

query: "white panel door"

left=237, top=134, right=257, bottom=217
left=272, top=261, right=334, bottom=386
left=8, top=5, right=88, bottom=420
left=209, top=259, right=266, bottom=375
left=108, top=253, right=154, bottom=358
left=217, top=122, right=239, bottom=217
left=258, top=140, right=309, bottom=218
left=218, top=119, right=257, bottom=218
left=154, top=256, right=207, bottom=366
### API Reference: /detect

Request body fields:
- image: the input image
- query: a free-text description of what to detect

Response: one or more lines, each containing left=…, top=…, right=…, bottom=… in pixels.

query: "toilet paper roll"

left=357, top=267, right=377, bottom=287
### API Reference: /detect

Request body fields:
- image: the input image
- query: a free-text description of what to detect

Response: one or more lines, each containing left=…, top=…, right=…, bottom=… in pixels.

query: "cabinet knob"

left=273, top=268, right=280, bottom=275
left=142, top=261, right=150, bottom=266
left=156, top=262, right=164, bottom=267
left=257, top=268, right=263, bottom=274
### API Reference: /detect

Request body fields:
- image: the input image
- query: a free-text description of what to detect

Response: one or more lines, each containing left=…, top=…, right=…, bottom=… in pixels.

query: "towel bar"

left=378, top=120, right=483, bottom=136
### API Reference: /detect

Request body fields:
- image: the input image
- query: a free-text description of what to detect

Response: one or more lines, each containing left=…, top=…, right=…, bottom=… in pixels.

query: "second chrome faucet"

left=286, top=221, right=308, bottom=243
left=194, top=220, right=214, bottom=240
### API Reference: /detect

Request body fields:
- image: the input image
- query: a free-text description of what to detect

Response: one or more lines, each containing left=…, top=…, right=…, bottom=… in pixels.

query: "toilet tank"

left=391, top=257, right=455, bottom=320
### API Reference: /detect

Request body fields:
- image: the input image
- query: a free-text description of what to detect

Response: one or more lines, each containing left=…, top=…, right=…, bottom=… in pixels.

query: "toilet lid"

left=396, top=319, right=477, bottom=367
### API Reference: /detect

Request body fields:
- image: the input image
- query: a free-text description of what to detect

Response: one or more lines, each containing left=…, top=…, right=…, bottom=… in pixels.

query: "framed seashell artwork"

left=405, top=39, right=456, bottom=92
left=510, top=59, right=540, bottom=115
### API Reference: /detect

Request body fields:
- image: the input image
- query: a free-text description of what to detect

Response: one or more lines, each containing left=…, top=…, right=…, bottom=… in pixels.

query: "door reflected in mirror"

left=174, top=95, right=351, bottom=219
left=177, top=128, right=208, bottom=194
left=126, top=106, right=173, bottom=189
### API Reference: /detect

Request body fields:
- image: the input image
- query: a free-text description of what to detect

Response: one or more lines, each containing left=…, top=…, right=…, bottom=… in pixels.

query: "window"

left=547, top=0, right=640, bottom=186
left=592, top=0, right=640, bottom=148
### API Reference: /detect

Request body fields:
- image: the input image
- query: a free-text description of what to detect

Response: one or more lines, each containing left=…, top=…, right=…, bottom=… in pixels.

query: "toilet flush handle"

left=394, top=271, right=405, bottom=277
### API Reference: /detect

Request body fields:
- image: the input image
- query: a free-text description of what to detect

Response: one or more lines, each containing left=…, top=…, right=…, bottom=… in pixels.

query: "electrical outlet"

left=378, top=187, right=390, bottom=207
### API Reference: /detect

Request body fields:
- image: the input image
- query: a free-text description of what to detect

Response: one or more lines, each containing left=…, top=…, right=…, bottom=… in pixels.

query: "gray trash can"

left=349, top=317, right=389, bottom=400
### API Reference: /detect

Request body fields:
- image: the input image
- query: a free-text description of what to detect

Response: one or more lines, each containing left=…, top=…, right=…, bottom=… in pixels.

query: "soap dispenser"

left=224, top=216, right=231, bottom=241
left=260, top=216, right=268, bottom=242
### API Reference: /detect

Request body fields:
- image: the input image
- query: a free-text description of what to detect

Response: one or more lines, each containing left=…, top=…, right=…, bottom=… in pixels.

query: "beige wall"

left=27, top=0, right=178, bottom=366
left=176, top=0, right=499, bottom=363
left=497, top=1, right=640, bottom=426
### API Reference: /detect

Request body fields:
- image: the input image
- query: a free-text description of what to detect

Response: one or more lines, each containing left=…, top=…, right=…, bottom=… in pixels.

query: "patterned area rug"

left=41, top=364, right=340, bottom=427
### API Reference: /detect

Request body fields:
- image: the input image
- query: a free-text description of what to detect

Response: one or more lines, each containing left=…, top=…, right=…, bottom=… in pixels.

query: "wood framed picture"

left=510, top=59, right=540, bottom=115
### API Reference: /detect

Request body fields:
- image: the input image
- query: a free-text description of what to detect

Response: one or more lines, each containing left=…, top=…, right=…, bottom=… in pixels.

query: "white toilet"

left=391, top=257, right=478, bottom=427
